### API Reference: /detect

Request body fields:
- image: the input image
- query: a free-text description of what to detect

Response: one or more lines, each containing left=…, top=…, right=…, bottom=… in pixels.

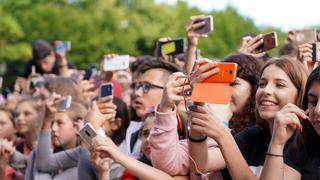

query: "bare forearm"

left=218, top=132, right=257, bottom=180
left=184, top=44, right=197, bottom=74
left=260, top=142, right=285, bottom=180
left=188, top=130, right=209, bottom=173
left=98, top=170, right=109, bottom=180
left=116, top=153, right=173, bottom=180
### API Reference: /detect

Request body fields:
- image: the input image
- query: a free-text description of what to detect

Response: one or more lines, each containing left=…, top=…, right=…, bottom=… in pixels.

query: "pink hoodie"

left=149, top=105, right=223, bottom=180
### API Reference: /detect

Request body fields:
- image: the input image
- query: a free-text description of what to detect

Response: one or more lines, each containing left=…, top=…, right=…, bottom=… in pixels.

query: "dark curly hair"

left=222, top=53, right=263, bottom=135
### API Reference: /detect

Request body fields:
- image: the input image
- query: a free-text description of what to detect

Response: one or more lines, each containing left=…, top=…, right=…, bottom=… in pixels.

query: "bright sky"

left=155, top=0, right=320, bottom=31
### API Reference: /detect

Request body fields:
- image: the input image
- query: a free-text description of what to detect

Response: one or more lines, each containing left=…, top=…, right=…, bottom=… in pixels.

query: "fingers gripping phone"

left=256, top=32, right=278, bottom=52
left=100, top=83, right=113, bottom=98
left=79, top=123, right=98, bottom=145
left=194, top=16, right=214, bottom=34
left=312, top=42, right=320, bottom=62
left=57, top=96, right=72, bottom=110
left=199, top=62, right=238, bottom=83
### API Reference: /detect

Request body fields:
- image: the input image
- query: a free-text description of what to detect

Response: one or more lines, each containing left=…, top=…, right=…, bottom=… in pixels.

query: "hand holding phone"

left=256, top=32, right=278, bottom=52
left=57, top=96, right=72, bottom=110
left=194, top=16, right=214, bottom=34
left=79, top=123, right=98, bottom=145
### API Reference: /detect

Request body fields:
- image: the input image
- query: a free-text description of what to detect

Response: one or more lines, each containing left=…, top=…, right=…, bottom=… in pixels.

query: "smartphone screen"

left=160, top=38, right=184, bottom=56
left=100, top=83, right=113, bottom=98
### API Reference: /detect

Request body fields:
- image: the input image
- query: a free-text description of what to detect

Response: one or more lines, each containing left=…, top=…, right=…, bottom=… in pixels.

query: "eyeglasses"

left=131, top=82, right=164, bottom=93
left=140, top=129, right=151, bottom=139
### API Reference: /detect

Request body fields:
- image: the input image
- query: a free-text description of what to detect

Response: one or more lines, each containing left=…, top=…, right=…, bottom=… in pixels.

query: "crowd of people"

left=0, top=14, right=319, bottom=180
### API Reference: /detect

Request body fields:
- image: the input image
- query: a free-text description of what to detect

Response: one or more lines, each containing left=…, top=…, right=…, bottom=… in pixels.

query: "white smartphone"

left=57, top=96, right=72, bottom=110
left=103, top=55, right=130, bottom=71
left=79, top=123, right=98, bottom=145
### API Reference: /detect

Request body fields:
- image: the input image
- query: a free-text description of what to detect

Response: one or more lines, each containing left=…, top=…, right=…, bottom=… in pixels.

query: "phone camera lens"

left=229, top=70, right=233, bottom=74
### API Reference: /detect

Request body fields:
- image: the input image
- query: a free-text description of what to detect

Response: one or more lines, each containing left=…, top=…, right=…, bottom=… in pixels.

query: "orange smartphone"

left=191, top=83, right=234, bottom=104
left=199, top=62, right=237, bottom=83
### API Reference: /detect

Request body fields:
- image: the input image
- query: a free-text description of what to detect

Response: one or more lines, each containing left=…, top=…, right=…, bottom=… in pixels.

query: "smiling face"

left=255, top=64, right=298, bottom=123
left=230, top=77, right=252, bottom=114
left=306, top=81, right=320, bottom=135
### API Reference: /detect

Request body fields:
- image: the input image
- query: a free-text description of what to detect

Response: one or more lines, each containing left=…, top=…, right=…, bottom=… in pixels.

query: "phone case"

left=100, top=83, right=113, bottom=98
left=257, top=32, right=278, bottom=52
left=159, top=38, right=184, bottom=56
left=312, top=42, right=320, bottom=62
left=103, top=55, right=129, bottom=71
left=200, top=62, right=237, bottom=83
left=191, top=83, right=234, bottom=104
left=79, top=123, right=98, bottom=144
left=194, top=16, right=213, bottom=34
left=57, top=96, right=72, bottom=110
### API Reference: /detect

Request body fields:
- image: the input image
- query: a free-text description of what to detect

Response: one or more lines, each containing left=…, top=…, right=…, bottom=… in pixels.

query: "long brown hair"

left=256, top=57, right=308, bottom=128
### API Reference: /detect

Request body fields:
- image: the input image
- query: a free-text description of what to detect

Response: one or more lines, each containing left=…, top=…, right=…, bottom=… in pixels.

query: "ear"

left=110, top=117, right=122, bottom=131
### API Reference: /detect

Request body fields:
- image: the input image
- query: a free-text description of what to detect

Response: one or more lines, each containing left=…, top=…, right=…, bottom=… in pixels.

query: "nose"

left=313, top=101, right=320, bottom=116
left=16, top=114, right=23, bottom=123
left=51, top=122, right=58, bottom=132
left=134, top=86, right=143, bottom=97
left=261, top=82, right=274, bottom=96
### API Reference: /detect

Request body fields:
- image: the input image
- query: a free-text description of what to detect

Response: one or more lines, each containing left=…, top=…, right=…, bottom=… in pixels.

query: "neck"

left=24, top=132, right=37, bottom=149
left=63, top=138, right=77, bottom=150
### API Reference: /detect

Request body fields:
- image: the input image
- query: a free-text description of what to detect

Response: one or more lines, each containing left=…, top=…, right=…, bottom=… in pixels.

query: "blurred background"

left=0, top=0, right=319, bottom=87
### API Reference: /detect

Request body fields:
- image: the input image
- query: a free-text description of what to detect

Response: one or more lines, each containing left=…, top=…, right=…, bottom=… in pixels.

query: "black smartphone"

left=83, top=64, right=97, bottom=80
left=158, top=38, right=185, bottom=56
left=100, top=83, right=113, bottom=98
left=312, top=42, right=320, bottom=62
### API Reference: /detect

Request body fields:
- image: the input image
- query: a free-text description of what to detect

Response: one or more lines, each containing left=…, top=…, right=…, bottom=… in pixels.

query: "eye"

left=276, top=83, right=286, bottom=88
left=308, top=100, right=317, bottom=106
left=258, top=82, right=266, bottom=88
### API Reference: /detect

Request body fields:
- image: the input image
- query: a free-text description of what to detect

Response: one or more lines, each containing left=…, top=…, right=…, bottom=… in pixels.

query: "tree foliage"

left=0, top=0, right=292, bottom=77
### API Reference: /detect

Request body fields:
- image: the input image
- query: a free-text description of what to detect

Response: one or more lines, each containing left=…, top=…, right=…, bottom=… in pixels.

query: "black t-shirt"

left=221, top=125, right=292, bottom=179
left=284, top=136, right=320, bottom=180
left=23, top=59, right=59, bottom=78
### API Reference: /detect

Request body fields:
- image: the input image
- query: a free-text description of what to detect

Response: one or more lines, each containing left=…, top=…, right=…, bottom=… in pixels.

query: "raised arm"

left=260, top=104, right=305, bottom=180
left=92, top=136, right=174, bottom=180
left=189, top=104, right=256, bottom=180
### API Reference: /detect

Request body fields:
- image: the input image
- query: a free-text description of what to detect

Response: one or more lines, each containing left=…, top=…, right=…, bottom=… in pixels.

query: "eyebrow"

left=259, top=78, right=288, bottom=82
left=308, top=93, right=318, bottom=98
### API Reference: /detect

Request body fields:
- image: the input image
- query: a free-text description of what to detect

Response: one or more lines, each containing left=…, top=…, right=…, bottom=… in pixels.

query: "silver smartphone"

left=79, top=123, right=98, bottom=145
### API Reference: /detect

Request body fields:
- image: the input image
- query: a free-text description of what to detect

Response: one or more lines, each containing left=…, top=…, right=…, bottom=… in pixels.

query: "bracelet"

left=188, top=133, right=207, bottom=143
left=266, top=152, right=283, bottom=157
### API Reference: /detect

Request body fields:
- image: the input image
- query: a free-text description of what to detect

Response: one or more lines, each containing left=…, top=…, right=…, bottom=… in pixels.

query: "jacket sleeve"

left=149, top=105, right=190, bottom=176
left=35, top=130, right=79, bottom=172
